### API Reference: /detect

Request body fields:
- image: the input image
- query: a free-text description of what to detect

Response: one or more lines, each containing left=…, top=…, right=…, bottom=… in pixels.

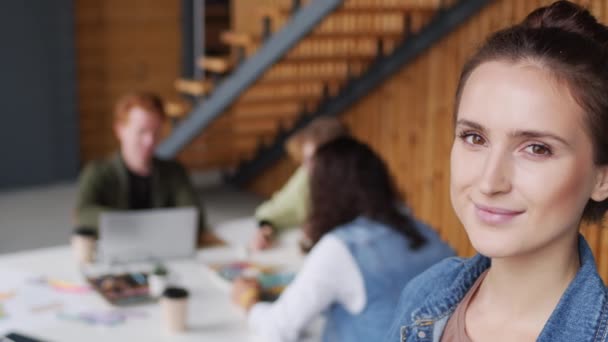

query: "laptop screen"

left=98, top=207, right=198, bottom=263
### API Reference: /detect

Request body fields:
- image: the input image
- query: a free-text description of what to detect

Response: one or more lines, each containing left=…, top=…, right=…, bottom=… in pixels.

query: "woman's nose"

left=477, top=149, right=513, bottom=196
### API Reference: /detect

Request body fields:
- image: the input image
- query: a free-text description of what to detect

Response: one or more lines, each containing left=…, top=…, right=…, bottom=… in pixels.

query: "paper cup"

left=160, top=287, right=189, bottom=333
left=71, top=227, right=97, bottom=264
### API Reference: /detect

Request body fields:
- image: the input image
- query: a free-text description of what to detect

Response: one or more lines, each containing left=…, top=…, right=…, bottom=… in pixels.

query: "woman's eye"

left=525, top=144, right=552, bottom=156
left=462, top=133, right=485, bottom=146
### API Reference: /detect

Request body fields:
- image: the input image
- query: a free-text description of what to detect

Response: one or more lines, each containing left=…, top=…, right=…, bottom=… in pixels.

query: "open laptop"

left=98, top=207, right=198, bottom=264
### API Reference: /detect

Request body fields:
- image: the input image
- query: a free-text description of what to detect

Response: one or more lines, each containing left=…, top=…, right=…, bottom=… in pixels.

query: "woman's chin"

left=466, top=229, right=523, bottom=259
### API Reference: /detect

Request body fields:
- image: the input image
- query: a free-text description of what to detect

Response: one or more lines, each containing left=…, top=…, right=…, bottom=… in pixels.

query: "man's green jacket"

left=75, top=154, right=207, bottom=234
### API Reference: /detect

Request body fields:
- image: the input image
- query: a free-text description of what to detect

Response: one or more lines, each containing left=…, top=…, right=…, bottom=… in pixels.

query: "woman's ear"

left=591, top=165, right=608, bottom=202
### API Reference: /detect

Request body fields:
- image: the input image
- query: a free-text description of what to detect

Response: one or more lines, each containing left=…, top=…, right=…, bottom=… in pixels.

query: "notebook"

left=99, top=207, right=198, bottom=263
left=209, top=261, right=295, bottom=301
left=85, top=271, right=152, bottom=306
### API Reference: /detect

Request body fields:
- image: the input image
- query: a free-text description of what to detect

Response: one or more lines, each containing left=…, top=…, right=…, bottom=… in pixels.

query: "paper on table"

left=0, top=268, right=94, bottom=335
left=57, top=309, right=148, bottom=326
left=212, top=217, right=258, bottom=247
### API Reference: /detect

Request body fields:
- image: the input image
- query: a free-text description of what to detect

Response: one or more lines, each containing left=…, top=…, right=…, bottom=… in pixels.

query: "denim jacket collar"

left=410, top=253, right=489, bottom=325
left=538, top=236, right=608, bottom=341
left=408, top=235, right=608, bottom=341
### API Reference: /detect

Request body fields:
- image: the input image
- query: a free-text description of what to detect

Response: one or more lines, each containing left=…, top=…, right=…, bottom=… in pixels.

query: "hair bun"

left=522, top=1, right=608, bottom=49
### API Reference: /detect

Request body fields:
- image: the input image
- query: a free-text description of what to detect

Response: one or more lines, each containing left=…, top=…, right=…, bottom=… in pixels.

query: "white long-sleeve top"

left=247, top=235, right=366, bottom=342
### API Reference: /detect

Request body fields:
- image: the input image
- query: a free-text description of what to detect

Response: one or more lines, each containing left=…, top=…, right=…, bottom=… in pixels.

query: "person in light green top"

left=254, top=165, right=310, bottom=231
left=251, top=117, right=348, bottom=250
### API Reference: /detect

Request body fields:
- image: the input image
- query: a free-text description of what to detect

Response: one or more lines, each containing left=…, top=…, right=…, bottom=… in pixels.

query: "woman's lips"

left=474, top=203, right=525, bottom=225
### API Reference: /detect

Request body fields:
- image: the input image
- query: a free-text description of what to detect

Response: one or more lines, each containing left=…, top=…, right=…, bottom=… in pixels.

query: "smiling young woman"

left=386, top=1, right=608, bottom=341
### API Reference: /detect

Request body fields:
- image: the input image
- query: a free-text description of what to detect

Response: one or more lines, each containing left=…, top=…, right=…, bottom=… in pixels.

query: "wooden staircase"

left=168, top=0, right=449, bottom=171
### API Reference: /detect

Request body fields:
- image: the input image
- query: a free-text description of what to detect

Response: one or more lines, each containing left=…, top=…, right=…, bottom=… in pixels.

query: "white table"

left=0, top=218, right=316, bottom=341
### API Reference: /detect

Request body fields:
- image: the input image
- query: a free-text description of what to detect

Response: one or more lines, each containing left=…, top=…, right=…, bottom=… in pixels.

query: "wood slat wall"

left=248, top=0, right=608, bottom=281
left=76, top=0, right=180, bottom=163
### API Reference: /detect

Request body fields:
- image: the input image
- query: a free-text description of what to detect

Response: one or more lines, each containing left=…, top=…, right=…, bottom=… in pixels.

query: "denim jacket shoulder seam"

left=593, top=291, right=608, bottom=342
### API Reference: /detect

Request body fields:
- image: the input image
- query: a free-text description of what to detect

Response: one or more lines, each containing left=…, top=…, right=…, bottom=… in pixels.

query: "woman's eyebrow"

left=509, top=130, right=571, bottom=147
left=456, top=119, right=571, bottom=147
left=455, top=119, right=485, bottom=132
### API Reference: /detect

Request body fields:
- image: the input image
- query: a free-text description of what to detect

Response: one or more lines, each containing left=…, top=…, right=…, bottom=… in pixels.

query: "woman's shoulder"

left=389, top=256, right=469, bottom=326
left=405, top=256, right=467, bottom=294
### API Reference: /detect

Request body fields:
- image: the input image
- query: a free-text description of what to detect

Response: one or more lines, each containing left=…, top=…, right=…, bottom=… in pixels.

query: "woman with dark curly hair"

left=250, top=116, right=348, bottom=251
left=232, top=137, right=454, bottom=342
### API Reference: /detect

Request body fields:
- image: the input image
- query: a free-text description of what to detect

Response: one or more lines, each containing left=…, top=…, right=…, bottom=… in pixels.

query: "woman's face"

left=450, top=60, right=607, bottom=258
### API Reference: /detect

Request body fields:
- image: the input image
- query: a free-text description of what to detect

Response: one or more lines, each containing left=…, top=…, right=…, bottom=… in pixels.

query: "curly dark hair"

left=305, top=137, right=427, bottom=249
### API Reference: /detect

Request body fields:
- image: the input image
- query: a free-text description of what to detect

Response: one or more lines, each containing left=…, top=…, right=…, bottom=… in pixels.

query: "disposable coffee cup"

left=160, top=287, right=189, bottom=333
left=71, top=227, right=97, bottom=264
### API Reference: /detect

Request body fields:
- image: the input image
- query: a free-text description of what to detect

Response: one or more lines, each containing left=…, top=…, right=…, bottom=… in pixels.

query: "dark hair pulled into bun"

left=454, top=1, right=608, bottom=223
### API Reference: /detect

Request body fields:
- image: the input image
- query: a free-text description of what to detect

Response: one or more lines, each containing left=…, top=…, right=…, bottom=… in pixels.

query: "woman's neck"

left=474, top=232, right=580, bottom=331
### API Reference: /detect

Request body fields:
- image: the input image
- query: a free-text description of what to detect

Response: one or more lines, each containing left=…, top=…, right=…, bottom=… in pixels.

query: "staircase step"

left=220, top=31, right=256, bottom=47
left=196, top=56, right=234, bottom=74
left=174, top=79, right=214, bottom=97
left=164, top=99, right=193, bottom=119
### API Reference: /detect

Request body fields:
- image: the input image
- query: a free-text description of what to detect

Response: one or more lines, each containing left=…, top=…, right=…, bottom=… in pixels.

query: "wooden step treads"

left=164, top=99, right=193, bottom=119
left=174, top=79, right=214, bottom=97
left=197, top=56, right=233, bottom=74
left=221, top=31, right=255, bottom=47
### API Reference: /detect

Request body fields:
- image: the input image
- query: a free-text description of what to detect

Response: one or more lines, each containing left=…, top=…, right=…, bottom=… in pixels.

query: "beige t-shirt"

left=441, top=270, right=489, bottom=342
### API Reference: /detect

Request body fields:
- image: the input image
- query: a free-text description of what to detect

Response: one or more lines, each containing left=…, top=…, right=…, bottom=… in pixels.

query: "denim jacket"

left=385, top=235, right=608, bottom=342
left=322, top=217, right=455, bottom=342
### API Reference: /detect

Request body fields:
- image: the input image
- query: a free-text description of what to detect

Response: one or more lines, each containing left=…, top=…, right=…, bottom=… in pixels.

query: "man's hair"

left=114, top=92, right=165, bottom=125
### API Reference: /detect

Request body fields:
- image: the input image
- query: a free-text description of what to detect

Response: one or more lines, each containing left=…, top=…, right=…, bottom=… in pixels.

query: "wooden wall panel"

left=248, top=0, right=608, bottom=280
left=76, top=0, right=181, bottom=163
